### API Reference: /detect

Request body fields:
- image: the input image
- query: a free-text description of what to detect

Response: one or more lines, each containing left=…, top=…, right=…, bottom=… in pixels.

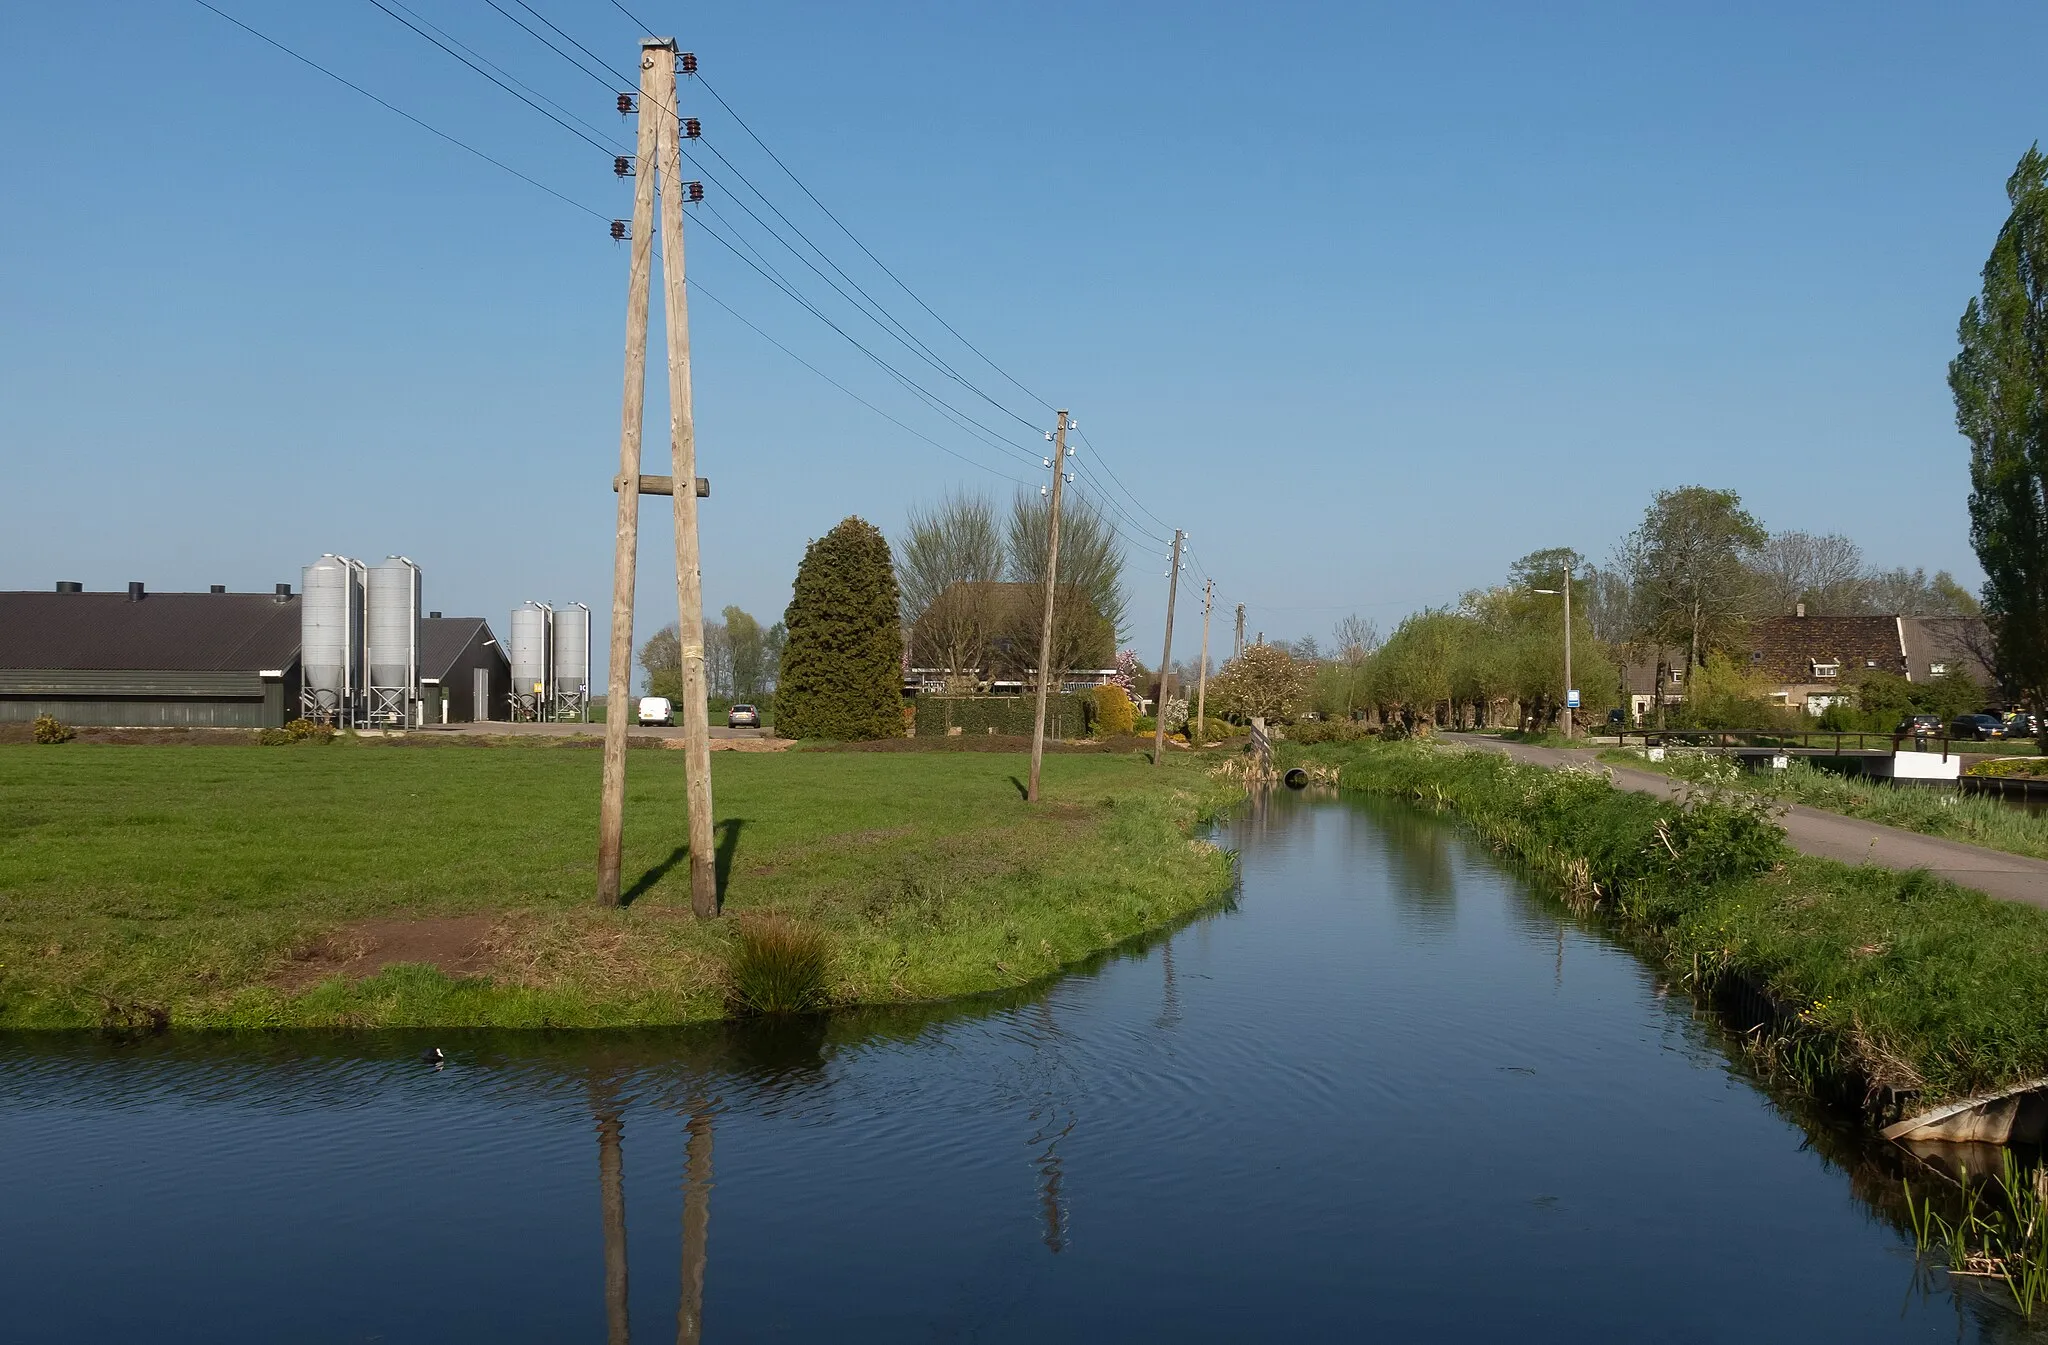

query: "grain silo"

left=299, top=555, right=365, bottom=724
left=551, top=602, right=590, bottom=722
left=510, top=601, right=552, bottom=721
left=366, top=556, right=421, bottom=726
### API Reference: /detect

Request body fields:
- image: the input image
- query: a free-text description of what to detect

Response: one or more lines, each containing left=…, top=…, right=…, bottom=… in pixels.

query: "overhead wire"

left=188, top=0, right=609, bottom=222
left=379, top=0, right=619, bottom=147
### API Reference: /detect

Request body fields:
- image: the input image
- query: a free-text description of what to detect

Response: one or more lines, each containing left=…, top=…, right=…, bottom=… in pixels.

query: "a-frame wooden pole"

left=595, top=43, right=663, bottom=907
left=1026, top=410, right=1069, bottom=804
left=651, top=43, right=718, bottom=917
left=1151, top=530, right=1183, bottom=766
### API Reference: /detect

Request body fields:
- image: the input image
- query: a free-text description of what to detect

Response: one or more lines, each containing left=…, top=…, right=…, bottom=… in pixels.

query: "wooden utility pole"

left=595, top=41, right=662, bottom=908
left=653, top=44, right=718, bottom=916
left=1195, top=578, right=1213, bottom=743
left=1234, top=603, right=1245, bottom=660
left=1026, top=410, right=1069, bottom=803
left=1152, top=530, right=1184, bottom=766
left=676, top=1103, right=714, bottom=1345
left=1562, top=566, right=1573, bottom=741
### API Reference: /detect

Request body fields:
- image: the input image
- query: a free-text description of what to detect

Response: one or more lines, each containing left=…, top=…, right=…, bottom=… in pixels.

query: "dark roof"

left=1899, top=616, right=1996, bottom=686
left=0, top=590, right=301, bottom=672
left=419, top=617, right=505, bottom=680
left=1743, top=615, right=1905, bottom=684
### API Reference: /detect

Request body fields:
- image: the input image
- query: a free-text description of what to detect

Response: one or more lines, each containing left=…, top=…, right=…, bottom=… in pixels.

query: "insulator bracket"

left=613, top=156, right=635, bottom=178
left=679, top=52, right=698, bottom=75
left=609, top=220, right=630, bottom=241
left=684, top=181, right=704, bottom=202
left=683, top=117, right=701, bottom=139
left=617, top=93, right=636, bottom=116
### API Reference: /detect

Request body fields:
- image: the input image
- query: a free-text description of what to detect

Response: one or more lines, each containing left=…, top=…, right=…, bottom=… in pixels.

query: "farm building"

left=0, top=581, right=303, bottom=727
left=419, top=613, right=510, bottom=723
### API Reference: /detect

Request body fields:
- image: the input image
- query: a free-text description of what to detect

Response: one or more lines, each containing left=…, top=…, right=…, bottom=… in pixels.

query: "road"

left=409, top=721, right=783, bottom=746
left=1441, top=733, right=2048, bottom=911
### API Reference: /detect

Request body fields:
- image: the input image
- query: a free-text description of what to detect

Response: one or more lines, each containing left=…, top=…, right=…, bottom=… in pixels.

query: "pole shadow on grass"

left=1008, top=775, right=1028, bottom=800
left=715, top=818, right=746, bottom=910
left=621, top=819, right=747, bottom=910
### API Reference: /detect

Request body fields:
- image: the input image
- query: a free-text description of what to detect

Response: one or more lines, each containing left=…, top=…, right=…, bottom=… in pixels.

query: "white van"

left=637, top=696, right=674, bottom=727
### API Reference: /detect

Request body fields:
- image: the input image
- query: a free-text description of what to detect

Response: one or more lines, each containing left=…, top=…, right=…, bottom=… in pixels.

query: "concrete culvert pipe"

left=1283, top=767, right=1309, bottom=789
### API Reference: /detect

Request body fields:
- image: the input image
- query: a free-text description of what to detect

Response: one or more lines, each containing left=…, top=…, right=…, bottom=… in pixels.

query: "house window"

left=1930, top=662, right=1949, bottom=676
left=1668, top=668, right=1683, bottom=684
left=1812, top=661, right=1840, bottom=679
left=1866, top=659, right=1878, bottom=668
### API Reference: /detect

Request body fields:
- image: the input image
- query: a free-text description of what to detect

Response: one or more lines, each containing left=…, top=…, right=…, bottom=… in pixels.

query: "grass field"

left=0, top=741, right=1236, bottom=1028
left=1298, top=738, right=2048, bottom=1113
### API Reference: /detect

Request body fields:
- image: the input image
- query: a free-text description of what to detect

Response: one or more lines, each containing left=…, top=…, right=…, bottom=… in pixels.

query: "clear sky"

left=2, top=1, right=2038, bottom=689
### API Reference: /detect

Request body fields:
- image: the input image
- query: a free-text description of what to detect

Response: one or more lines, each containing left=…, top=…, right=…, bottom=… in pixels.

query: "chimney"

left=274, top=583, right=292, bottom=602
left=55, top=581, right=81, bottom=593
left=127, top=581, right=145, bottom=601
left=210, top=584, right=226, bottom=594
left=1795, top=602, right=1806, bottom=618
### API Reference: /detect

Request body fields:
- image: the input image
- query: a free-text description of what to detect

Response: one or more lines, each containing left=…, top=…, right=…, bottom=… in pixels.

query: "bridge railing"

left=1612, top=728, right=1956, bottom=759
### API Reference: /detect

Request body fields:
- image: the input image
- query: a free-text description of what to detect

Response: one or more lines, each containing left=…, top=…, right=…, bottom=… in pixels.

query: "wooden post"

left=652, top=45, right=718, bottom=917
left=1195, top=578, right=1212, bottom=744
left=1234, top=603, right=1245, bottom=660
left=1026, top=410, right=1069, bottom=804
left=595, top=42, right=663, bottom=908
left=1152, top=530, right=1184, bottom=766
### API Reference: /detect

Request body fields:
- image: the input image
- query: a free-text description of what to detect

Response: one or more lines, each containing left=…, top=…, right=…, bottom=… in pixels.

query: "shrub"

left=283, top=718, right=335, bottom=744
left=1134, top=715, right=1157, bottom=736
left=1092, top=684, right=1136, bottom=736
left=31, top=714, right=75, bottom=744
left=776, top=517, right=905, bottom=740
left=726, top=914, right=830, bottom=1014
left=255, top=728, right=293, bottom=746
left=1183, top=715, right=1233, bottom=744
left=1284, top=718, right=1376, bottom=746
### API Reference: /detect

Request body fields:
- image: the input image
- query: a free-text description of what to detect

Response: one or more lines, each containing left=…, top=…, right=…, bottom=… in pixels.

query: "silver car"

left=727, top=704, right=760, bottom=729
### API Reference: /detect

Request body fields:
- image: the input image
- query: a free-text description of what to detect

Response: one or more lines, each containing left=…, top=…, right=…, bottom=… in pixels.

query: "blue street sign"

left=1567, top=689, right=1581, bottom=708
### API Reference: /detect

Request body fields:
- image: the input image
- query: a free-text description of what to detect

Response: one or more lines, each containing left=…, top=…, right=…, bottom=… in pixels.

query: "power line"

left=380, top=0, right=618, bottom=146
left=188, top=0, right=608, bottom=221
left=362, top=0, right=620, bottom=155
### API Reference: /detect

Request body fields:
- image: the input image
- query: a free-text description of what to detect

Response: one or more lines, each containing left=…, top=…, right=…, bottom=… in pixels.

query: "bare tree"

left=1007, top=491, right=1127, bottom=685
left=897, top=491, right=1005, bottom=690
left=1864, top=566, right=1982, bottom=616
left=1751, top=531, right=1867, bottom=613
left=1333, top=614, right=1381, bottom=664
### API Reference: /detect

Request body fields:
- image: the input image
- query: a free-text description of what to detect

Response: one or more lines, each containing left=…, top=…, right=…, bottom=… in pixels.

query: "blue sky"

left=1, top=1, right=2037, bottom=688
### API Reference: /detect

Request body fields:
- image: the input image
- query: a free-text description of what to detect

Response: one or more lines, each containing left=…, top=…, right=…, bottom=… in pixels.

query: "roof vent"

left=210, top=584, right=226, bottom=594
left=274, top=583, right=292, bottom=601
left=127, top=581, right=145, bottom=601
left=55, top=581, right=81, bottom=593
left=429, top=610, right=442, bottom=619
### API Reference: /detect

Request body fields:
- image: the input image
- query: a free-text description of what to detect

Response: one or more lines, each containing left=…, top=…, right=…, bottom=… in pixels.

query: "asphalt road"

left=1441, top=733, right=2048, bottom=911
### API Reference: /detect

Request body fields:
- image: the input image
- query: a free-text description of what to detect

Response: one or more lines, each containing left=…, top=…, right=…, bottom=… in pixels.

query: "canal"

left=1, top=788, right=2034, bottom=1341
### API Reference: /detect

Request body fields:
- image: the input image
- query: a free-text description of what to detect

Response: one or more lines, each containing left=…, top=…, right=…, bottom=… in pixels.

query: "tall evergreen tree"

left=1951, top=146, right=2048, bottom=745
left=777, top=517, right=905, bottom=740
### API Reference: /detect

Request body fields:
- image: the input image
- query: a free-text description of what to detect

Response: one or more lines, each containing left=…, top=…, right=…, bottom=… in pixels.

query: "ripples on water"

left=2, top=790, right=2039, bottom=1342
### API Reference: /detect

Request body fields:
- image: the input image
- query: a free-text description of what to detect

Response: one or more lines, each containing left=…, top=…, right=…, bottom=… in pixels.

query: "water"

left=1, top=789, right=2034, bottom=1342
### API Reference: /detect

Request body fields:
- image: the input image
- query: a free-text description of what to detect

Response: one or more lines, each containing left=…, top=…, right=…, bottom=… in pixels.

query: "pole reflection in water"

left=676, top=1101, right=714, bottom=1345
left=594, top=1087, right=630, bottom=1345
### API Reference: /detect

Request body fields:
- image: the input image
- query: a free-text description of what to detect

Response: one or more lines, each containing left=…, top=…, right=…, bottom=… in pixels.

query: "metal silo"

left=510, top=602, right=552, bottom=721
left=366, top=556, right=421, bottom=726
left=552, top=603, right=590, bottom=722
left=299, top=555, right=362, bottom=724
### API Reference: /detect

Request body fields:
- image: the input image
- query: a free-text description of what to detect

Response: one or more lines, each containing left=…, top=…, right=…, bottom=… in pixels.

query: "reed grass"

left=1904, top=1152, right=2048, bottom=1319
left=726, top=915, right=830, bottom=1015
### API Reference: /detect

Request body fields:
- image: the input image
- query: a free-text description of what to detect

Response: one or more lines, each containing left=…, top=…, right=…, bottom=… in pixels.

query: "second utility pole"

left=1195, top=578, right=1213, bottom=744
left=1026, top=410, right=1069, bottom=803
left=1152, top=530, right=1184, bottom=766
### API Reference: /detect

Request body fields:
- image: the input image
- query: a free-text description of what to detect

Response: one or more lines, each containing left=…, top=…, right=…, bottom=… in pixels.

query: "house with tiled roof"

left=1740, top=609, right=1996, bottom=715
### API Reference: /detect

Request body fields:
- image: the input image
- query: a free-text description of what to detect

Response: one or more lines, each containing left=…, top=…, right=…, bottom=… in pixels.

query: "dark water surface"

left=2, top=790, right=2033, bottom=1342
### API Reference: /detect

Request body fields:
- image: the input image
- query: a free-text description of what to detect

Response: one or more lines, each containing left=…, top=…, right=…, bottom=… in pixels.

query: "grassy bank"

left=1294, top=739, right=2048, bottom=1115
left=0, top=742, right=1236, bottom=1029
left=1604, top=750, right=2048, bottom=862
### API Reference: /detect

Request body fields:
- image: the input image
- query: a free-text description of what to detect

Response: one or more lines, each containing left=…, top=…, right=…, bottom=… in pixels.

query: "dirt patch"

left=274, top=914, right=496, bottom=990
left=0, top=724, right=261, bottom=747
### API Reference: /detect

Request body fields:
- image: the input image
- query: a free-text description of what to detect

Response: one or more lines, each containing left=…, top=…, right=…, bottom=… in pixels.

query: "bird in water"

left=421, top=1047, right=445, bottom=1067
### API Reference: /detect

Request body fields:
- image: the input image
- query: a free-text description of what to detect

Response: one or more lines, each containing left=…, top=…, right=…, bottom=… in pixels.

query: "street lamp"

left=1531, top=572, right=1573, bottom=740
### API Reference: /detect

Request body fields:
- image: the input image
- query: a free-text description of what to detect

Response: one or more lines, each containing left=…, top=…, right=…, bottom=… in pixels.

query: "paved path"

left=1441, top=733, right=2048, bottom=911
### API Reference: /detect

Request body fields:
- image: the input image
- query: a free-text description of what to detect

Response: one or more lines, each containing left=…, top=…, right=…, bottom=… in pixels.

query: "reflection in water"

left=4, top=791, right=2044, bottom=1342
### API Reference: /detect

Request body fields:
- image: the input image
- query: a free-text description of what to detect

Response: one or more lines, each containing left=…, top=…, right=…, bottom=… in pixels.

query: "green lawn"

left=0, top=742, right=1235, bottom=1028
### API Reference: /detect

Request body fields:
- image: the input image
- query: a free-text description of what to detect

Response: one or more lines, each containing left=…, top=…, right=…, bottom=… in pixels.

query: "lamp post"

left=1532, top=570, right=1572, bottom=740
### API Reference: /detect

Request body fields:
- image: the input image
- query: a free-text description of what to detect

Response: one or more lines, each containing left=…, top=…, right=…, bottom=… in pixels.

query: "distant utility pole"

left=597, top=39, right=716, bottom=914
left=1533, top=565, right=1573, bottom=740
left=1234, top=604, right=1245, bottom=660
left=1152, top=530, right=1184, bottom=766
left=1027, top=409, right=1070, bottom=803
left=1195, top=578, right=1213, bottom=743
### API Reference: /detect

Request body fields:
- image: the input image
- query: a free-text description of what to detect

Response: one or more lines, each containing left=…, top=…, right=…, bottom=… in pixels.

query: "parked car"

left=727, top=703, right=760, bottom=729
left=638, top=696, right=674, bottom=727
left=2006, top=711, right=2041, bottom=738
left=1898, top=713, right=1944, bottom=738
left=1951, top=713, right=2007, bottom=741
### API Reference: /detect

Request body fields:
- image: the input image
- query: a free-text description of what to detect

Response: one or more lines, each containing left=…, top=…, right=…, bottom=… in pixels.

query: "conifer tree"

left=1951, top=146, right=2048, bottom=747
left=776, top=517, right=905, bottom=740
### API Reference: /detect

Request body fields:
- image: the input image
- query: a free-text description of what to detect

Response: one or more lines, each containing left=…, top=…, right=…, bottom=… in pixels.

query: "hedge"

left=912, top=694, right=1090, bottom=738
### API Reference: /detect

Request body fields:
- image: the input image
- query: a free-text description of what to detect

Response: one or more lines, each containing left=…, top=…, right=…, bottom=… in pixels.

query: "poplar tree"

left=1951, top=146, right=2048, bottom=746
left=777, top=518, right=905, bottom=740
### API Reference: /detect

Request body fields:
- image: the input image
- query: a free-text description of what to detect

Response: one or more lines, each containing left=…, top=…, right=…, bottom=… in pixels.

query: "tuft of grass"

left=726, top=915, right=831, bottom=1014
left=1302, top=738, right=2048, bottom=1114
